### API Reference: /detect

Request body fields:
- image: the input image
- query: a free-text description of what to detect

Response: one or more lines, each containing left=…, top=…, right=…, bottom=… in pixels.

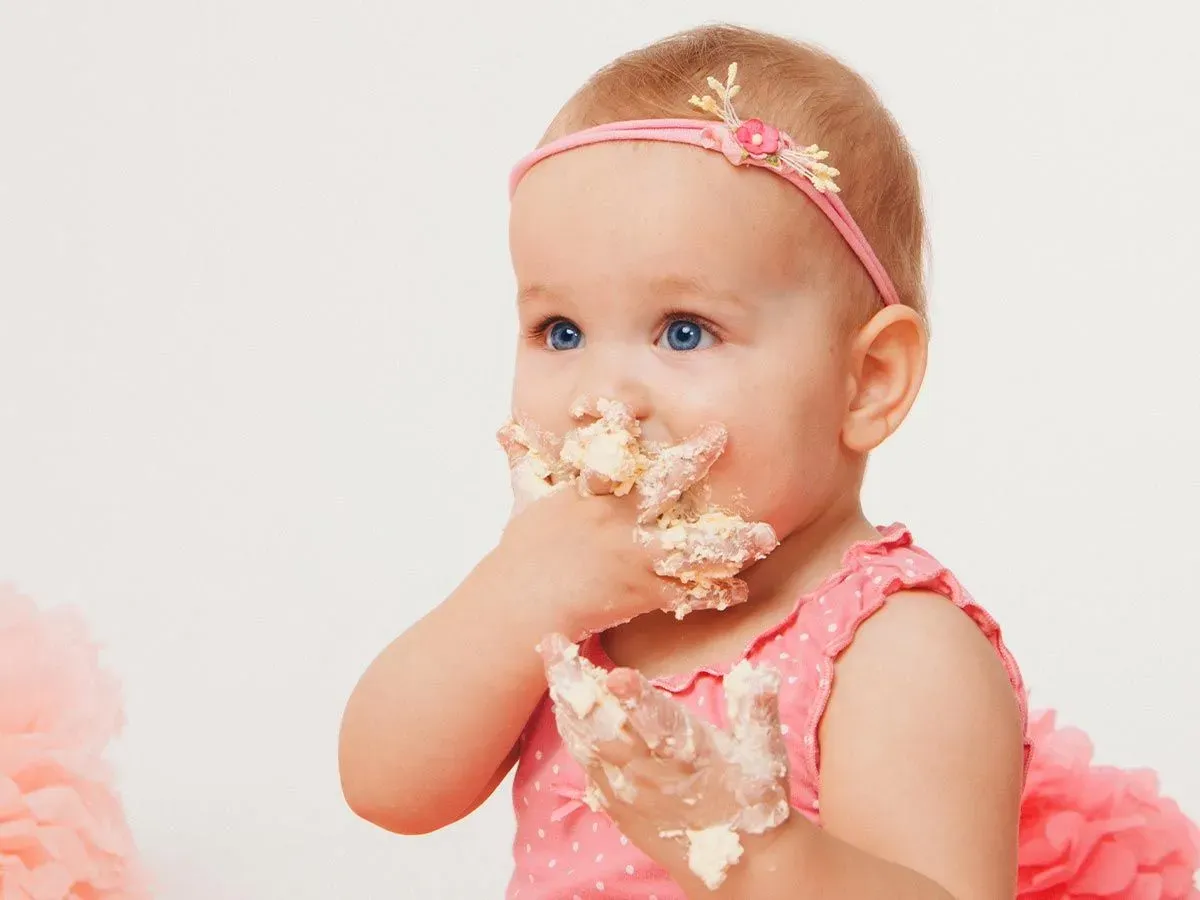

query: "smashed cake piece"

left=657, top=821, right=747, bottom=891
left=560, top=397, right=649, bottom=496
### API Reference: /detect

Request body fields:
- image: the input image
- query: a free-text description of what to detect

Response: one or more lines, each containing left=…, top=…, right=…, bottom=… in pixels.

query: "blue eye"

left=659, top=319, right=715, bottom=352
left=545, top=320, right=584, bottom=351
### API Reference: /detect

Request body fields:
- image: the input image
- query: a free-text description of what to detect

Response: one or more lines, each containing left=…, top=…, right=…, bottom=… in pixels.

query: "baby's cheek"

left=714, top=420, right=836, bottom=521
left=706, top=432, right=791, bottom=512
left=510, top=387, right=574, bottom=439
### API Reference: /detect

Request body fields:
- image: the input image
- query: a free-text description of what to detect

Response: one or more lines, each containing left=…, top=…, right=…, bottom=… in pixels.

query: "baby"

left=339, top=22, right=1198, bottom=900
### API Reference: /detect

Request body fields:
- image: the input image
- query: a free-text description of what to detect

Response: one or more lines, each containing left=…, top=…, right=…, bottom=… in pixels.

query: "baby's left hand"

left=537, top=634, right=793, bottom=891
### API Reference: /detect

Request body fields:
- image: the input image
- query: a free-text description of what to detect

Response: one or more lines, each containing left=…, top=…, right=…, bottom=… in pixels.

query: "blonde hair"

left=543, top=24, right=927, bottom=321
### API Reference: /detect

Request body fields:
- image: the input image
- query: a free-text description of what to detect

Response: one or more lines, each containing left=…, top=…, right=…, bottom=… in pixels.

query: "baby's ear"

left=841, top=305, right=928, bottom=453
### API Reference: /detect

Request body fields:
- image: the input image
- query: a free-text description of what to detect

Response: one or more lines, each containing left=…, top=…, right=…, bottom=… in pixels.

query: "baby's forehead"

left=510, top=143, right=838, bottom=292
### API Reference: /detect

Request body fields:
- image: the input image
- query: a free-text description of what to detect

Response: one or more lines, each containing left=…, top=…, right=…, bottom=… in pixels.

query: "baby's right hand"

left=495, top=420, right=770, bottom=639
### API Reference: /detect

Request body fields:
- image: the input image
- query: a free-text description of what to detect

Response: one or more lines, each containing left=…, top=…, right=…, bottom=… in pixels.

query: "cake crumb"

left=680, top=824, right=745, bottom=890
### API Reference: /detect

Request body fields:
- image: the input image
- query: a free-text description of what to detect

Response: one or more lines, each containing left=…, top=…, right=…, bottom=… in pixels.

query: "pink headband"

left=508, top=63, right=901, bottom=308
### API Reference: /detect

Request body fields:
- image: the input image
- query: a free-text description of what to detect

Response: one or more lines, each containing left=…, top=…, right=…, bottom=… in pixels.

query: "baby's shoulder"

left=824, top=587, right=1026, bottom=734
left=761, top=524, right=1032, bottom=784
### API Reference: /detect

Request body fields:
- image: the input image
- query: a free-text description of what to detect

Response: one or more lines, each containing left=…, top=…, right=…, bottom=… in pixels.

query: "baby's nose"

left=567, top=350, right=660, bottom=438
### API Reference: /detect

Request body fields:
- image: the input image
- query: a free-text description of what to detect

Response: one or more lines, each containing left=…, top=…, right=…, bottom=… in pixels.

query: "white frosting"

left=559, top=402, right=646, bottom=495
left=682, top=824, right=745, bottom=889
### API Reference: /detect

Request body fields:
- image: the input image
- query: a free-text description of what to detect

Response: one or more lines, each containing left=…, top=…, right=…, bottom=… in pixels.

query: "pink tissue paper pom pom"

left=0, top=581, right=149, bottom=899
left=1019, top=709, right=1200, bottom=899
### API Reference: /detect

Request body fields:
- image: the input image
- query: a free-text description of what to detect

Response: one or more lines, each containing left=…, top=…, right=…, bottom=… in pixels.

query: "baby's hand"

left=498, top=400, right=778, bottom=624
left=496, top=416, right=572, bottom=515
left=537, top=634, right=792, bottom=890
left=496, top=423, right=754, bottom=637
left=633, top=421, right=727, bottom=524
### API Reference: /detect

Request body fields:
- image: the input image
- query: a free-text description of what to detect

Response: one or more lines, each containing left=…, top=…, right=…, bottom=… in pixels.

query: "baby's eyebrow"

left=516, top=283, right=558, bottom=306
left=647, top=274, right=749, bottom=310
left=516, top=275, right=750, bottom=311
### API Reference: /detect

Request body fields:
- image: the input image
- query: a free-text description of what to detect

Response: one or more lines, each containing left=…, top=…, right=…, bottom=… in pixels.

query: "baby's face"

left=509, top=142, right=863, bottom=537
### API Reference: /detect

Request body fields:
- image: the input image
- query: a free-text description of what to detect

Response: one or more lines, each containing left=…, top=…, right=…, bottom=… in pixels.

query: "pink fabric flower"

left=1018, top=710, right=1200, bottom=899
left=735, top=118, right=780, bottom=157
left=0, top=582, right=149, bottom=899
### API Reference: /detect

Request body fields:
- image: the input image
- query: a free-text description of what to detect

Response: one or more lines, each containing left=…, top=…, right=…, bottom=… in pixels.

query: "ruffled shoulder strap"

left=777, top=525, right=1032, bottom=785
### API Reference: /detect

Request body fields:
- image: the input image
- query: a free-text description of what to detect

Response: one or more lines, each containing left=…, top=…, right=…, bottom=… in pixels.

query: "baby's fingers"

left=724, top=661, right=784, bottom=745
left=606, top=668, right=715, bottom=765
left=721, top=661, right=790, bottom=831
left=576, top=467, right=618, bottom=498
left=639, top=517, right=775, bottom=618
left=498, top=416, right=571, bottom=512
left=637, top=423, right=727, bottom=523
left=496, top=420, right=531, bottom=467
left=537, top=634, right=630, bottom=757
left=500, top=416, right=569, bottom=474
left=645, top=518, right=779, bottom=583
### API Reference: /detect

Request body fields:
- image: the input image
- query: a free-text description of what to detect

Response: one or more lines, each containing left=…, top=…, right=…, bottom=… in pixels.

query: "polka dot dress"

left=505, top=524, right=1031, bottom=899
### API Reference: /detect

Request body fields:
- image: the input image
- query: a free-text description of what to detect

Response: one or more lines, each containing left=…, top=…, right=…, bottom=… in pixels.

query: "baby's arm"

left=713, top=590, right=1024, bottom=900
left=339, top=404, right=776, bottom=838
left=338, top=411, right=749, bottom=836
left=338, top=548, right=571, bottom=836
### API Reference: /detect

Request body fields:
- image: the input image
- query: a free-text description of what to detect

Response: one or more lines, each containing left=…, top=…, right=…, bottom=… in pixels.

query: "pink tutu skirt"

left=1018, top=710, right=1199, bottom=898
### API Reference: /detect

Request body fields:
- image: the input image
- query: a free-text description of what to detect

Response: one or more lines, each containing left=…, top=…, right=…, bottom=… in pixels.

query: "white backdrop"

left=1, top=2, right=1197, bottom=897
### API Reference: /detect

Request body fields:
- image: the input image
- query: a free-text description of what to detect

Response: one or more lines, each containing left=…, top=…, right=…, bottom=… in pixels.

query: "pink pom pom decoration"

left=0, top=581, right=149, bottom=899
left=1019, top=710, right=1200, bottom=899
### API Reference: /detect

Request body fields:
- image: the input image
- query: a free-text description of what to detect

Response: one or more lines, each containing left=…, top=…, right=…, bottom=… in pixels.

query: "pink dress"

left=506, top=525, right=1199, bottom=900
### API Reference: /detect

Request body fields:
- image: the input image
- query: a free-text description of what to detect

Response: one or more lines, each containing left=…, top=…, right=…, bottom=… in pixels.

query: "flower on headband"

left=689, top=62, right=841, bottom=193
left=735, top=118, right=780, bottom=157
